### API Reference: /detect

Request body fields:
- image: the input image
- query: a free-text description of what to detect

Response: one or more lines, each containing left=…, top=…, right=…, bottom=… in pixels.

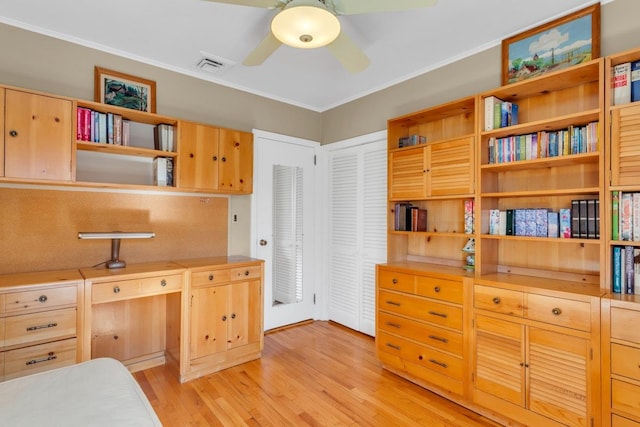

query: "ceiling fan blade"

left=202, top=0, right=282, bottom=9
left=332, top=0, right=437, bottom=15
left=326, top=32, right=370, bottom=73
left=243, top=32, right=283, bottom=66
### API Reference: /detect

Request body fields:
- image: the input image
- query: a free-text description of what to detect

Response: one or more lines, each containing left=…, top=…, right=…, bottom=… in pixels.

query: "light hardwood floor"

left=134, top=321, right=501, bottom=426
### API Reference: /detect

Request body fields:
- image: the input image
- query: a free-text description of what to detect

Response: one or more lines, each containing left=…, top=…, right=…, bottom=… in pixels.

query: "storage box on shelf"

left=0, top=270, right=84, bottom=382
left=386, top=96, right=476, bottom=270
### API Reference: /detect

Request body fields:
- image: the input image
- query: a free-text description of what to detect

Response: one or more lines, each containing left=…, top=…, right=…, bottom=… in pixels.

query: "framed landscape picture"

left=502, top=4, right=600, bottom=85
left=95, top=67, right=156, bottom=113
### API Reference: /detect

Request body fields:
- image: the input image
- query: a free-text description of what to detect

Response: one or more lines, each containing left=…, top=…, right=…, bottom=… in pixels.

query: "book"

left=632, top=60, right=640, bottom=102
left=514, top=209, right=526, bottom=236
left=464, top=199, right=474, bottom=234
left=613, top=62, right=631, bottom=105
left=621, top=192, right=633, bottom=241
left=484, top=96, right=503, bottom=131
left=154, top=157, right=169, bottom=186
left=499, top=211, right=507, bottom=236
left=634, top=193, right=640, bottom=241
left=122, top=120, right=131, bottom=146
left=571, top=200, right=580, bottom=238
left=113, top=114, right=123, bottom=146
left=107, top=112, right=114, bottom=144
left=612, top=191, right=620, bottom=240
left=626, top=245, right=635, bottom=294
left=547, top=211, right=559, bottom=238
left=579, top=200, right=588, bottom=239
left=635, top=248, right=640, bottom=295
left=613, top=246, right=622, bottom=293
left=586, top=199, right=597, bottom=239
left=412, top=208, right=427, bottom=232
left=506, top=209, right=515, bottom=236
left=559, top=208, right=571, bottom=238
left=489, top=209, right=500, bottom=235
left=166, top=158, right=174, bottom=187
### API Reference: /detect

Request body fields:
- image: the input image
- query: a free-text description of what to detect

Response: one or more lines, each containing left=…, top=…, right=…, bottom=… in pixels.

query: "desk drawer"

left=526, top=293, right=591, bottom=331
left=612, top=378, right=640, bottom=419
left=379, top=290, right=462, bottom=330
left=611, top=307, right=640, bottom=343
left=378, top=311, right=463, bottom=355
left=612, top=343, right=640, bottom=381
left=4, top=307, right=76, bottom=348
left=4, top=338, right=76, bottom=380
left=4, top=285, right=77, bottom=314
left=191, top=269, right=231, bottom=287
left=416, top=276, right=463, bottom=304
left=613, top=415, right=640, bottom=427
left=474, top=285, right=523, bottom=317
left=378, top=269, right=415, bottom=293
left=230, top=265, right=261, bottom=281
left=92, top=274, right=182, bottom=303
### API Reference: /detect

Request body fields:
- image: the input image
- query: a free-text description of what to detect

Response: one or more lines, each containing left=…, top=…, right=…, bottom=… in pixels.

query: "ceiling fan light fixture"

left=271, top=0, right=340, bottom=49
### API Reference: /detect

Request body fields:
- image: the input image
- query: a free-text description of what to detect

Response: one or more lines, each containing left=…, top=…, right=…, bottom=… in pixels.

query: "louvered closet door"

left=611, top=104, right=640, bottom=186
left=328, top=138, right=386, bottom=336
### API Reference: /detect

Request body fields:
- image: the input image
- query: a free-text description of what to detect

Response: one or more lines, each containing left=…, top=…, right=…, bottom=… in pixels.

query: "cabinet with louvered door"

left=386, top=96, right=476, bottom=269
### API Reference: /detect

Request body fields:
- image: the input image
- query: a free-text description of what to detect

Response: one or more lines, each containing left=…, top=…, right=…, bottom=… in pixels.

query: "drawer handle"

left=392, top=278, right=398, bottom=284
left=428, top=359, right=448, bottom=369
left=385, top=343, right=400, bottom=350
left=9, top=130, right=18, bottom=137
left=552, top=307, right=562, bottom=316
left=38, top=295, right=48, bottom=303
left=26, top=322, right=58, bottom=331
left=113, top=286, right=120, bottom=294
left=222, top=315, right=227, bottom=321
left=492, top=297, right=501, bottom=304
left=428, top=310, right=447, bottom=318
left=209, top=274, right=214, bottom=281
left=385, top=322, right=401, bottom=328
left=386, top=300, right=401, bottom=307
left=434, top=286, right=441, bottom=293
left=160, top=279, right=167, bottom=287
left=26, top=352, right=57, bottom=365
left=428, top=335, right=448, bottom=343
left=231, top=313, right=236, bottom=319
left=244, top=270, right=250, bottom=276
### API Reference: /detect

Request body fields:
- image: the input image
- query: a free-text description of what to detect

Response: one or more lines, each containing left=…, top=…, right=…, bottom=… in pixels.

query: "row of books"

left=393, top=203, right=427, bottom=232
left=153, top=157, right=174, bottom=187
left=398, top=134, right=426, bottom=148
left=487, top=122, right=599, bottom=164
left=77, top=107, right=130, bottom=146
left=483, top=96, right=519, bottom=131
left=612, top=60, right=640, bottom=105
left=488, top=200, right=599, bottom=239
left=154, top=124, right=176, bottom=152
left=612, top=191, right=640, bottom=241
left=612, top=246, right=640, bottom=294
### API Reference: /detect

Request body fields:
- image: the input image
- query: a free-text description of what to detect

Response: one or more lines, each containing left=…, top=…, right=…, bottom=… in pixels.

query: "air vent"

left=196, top=53, right=235, bottom=74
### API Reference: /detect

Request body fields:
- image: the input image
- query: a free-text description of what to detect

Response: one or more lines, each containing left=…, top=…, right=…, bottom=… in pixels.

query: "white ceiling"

left=0, top=0, right=604, bottom=112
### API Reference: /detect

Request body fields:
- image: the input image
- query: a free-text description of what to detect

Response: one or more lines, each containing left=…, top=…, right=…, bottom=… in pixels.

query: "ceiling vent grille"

left=196, top=54, right=235, bottom=74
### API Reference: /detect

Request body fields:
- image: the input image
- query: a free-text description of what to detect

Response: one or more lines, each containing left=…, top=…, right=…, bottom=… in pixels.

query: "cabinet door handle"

left=385, top=343, right=400, bottom=350
left=221, top=157, right=227, bottom=162
left=113, top=286, right=120, bottom=294
left=38, top=295, right=48, bottom=303
left=160, top=279, right=167, bottom=287
left=26, top=352, right=57, bottom=365
left=209, top=274, right=214, bottom=280
left=9, top=130, right=18, bottom=137
left=428, top=335, right=448, bottom=343
left=222, top=315, right=227, bottom=321
left=492, top=297, right=501, bottom=304
left=231, top=313, right=236, bottom=319
left=213, top=155, right=218, bottom=161
left=428, top=310, right=447, bottom=318
left=386, top=300, right=401, bottom=307
left=551, top=307, right=562, bottom=316
left=26, top=322, right=58, bottom=331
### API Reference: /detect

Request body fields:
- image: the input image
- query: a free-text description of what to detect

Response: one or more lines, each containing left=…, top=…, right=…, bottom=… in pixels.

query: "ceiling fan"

left=204, top=0, right=437, bottom=73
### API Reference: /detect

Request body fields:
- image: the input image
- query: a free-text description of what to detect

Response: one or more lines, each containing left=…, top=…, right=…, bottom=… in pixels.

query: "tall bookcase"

left=386, top=96, right=477, bottom=272
left=476, top=58, right=605, bottom=292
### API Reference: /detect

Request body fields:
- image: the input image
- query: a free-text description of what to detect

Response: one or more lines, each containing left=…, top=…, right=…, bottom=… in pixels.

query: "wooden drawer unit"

left=0, top=269, right=83, bottom=382
left=4, top=338, right=77, bottom=380
left=378, top=269, right=415, bottom=293
left=612, top=379, right=640, bottom=419
left=611, top=306, right=640, bottom=343
left=611, top=343, right=640, bottom=381
left=474, top=285, right=523, bottom=317
left=415, top=276, right=463, bottom=304
left=379, top=289, right=462, bottom=330
left=525, top=293, right=591, bottom=331
left=91, top=273, right=182, bottom=304
left=191, top=269, right=231, bottom=287
left=230, top=265, right=262, bottom=281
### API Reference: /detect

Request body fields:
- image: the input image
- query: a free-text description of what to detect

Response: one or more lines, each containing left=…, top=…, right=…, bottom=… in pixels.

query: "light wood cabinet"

left=0, top=269, right=84, bottom=382
left=376, top=263, right=472, bottom=398
left=177, top=121, right=253, bottom=194
left=473, top=281, right=601, bottom=427
left=3, top=88, right=73, bottom=181
left=179, top=257, right=263, bottom=383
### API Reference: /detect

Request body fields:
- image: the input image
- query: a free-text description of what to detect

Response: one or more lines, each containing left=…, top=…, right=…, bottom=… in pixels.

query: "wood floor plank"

left=138, top=321, right=501, bottom=427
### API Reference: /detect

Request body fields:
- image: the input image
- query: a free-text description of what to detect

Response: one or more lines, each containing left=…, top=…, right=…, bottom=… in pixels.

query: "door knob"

left=259, top=239, right=268, bottom=246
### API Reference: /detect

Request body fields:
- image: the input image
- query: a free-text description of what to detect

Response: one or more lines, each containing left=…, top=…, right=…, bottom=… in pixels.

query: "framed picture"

left=501, top=4, right=600, bottom=85
left=94, top=67, right=156, bottom=113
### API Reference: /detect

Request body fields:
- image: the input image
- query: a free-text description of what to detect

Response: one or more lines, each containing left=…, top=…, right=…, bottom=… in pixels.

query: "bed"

left=0, top=357, right=162, bottom=426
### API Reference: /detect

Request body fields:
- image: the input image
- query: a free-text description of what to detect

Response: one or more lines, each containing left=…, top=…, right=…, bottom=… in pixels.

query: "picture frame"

left=94, top=66, right=156, bottom=113
left=501, top=4, right=600, bottom=85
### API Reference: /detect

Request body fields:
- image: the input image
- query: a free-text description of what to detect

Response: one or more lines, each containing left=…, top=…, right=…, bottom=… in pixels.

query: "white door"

left=326, top=132, right=387, bottom=336
left=252, top=130, right=318, bottom=331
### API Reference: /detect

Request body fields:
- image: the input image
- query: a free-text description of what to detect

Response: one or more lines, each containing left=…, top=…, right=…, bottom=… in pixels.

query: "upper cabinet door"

left=389, top=146, right=427, bottom=200
left=429, top=136, right=474, bottom=196
left=611, top=103, right=640, bottom=187
left=4, top=89, right=73, bottom=181
left=177, top=121, right=219, bottom=190
left=218, top=128, right=253, bottom=194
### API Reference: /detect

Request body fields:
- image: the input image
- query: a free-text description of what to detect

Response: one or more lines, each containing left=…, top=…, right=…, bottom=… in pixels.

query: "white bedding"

left=0, top=357, right=162, bottom=426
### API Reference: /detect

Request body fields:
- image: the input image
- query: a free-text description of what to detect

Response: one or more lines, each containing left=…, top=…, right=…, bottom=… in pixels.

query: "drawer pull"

left=385, top=322, right=401, bottom=328
left=38, top=295, right=48, bottom=303
left=428, top=335, right=448, bottom=343
left=231, top=313, right=236, bottom=319
left=26, top=352, right=57, bottom=365
left=113, top=286, right=120, bottom=294
left=222, top=315, right=227, bottom=321
left=428, top=310, right=447, bottom=318
left=160, top=279, right=167, bottom=287
left=492, top=297, right=501, bottom=304
left=208, top=274, right=214, bottom=281
left=244, top=270, right=250, bottom=276
left=551, top=307, right=562, bottom=316
left=26, top=322, right=58, bottom=331
left=392, top=278, right=398, bottom=284
left=428, top=359, right=448, bottom=369
left=434, top=286, right=441, bottom=293
left=385, top=343, right=400, bottom=350
left=386, top=300, right=401, bottom=307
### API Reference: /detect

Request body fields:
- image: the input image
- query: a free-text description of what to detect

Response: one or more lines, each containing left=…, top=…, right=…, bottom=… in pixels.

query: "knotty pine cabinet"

left=0, top=270, right=84, bottom=382
left=177, top=121, right=253, bottom=194
left=179, top=257, right=263, bottom=383
left=2, top=87, right=74, bottom=182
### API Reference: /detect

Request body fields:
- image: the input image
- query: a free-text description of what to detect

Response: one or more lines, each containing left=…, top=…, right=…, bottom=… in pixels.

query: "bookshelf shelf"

left=480, top=234, right=600, bottom=244
left=76, top=141, right=177, bottom=159
left=480, top=109, right=600, bottom=140
left=480, top=151, right=599, bottom=171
